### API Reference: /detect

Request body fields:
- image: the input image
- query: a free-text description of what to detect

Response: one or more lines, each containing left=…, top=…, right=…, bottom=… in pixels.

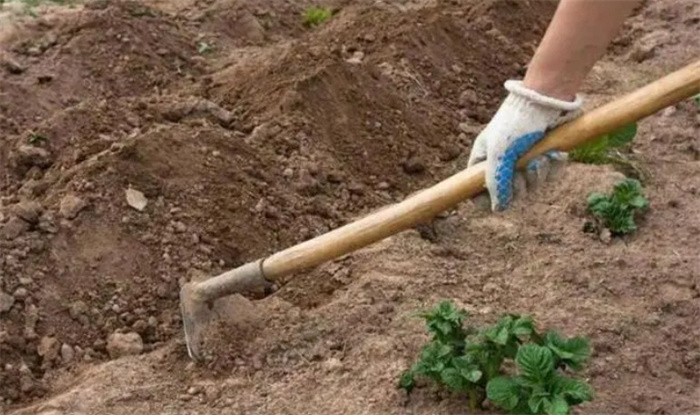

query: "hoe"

left=180, top=59, right=700, bottom=361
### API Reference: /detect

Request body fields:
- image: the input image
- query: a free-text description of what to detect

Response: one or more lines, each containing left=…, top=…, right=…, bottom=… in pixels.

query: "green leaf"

left=552, top=376, right=594, bottom=404
left=478, top=344, right=505, bottom=379
left=529, top=394, right=549, bottom=414
left=484, top=315, right=514, bottom=346
left=303, top=6, right=332, bottom=27
left=28, top=132, right=48, bottom=146
left=512, top=316, right=535, bottom=337
left=545, top=332, right=591, bottom=371
left=422, top=342, right=452, bottom=360
left=492, top=325, right=510, bottom=345
left=599, top=203, right=635, bottom=234
left=516, top=344, right=554, bottom=382
left=398, top=370, right=415, bottom=394
left=436, top=320, right=452, bottom=336
left=586, top=178, right=648, bottom=236
left=629, top=195, right=649, bottom=210
left=441, top=368, right=466, bottom=390
left=503, top=340, right=519, bottom=360
left=544, top=395, right=570, bottom=415
left=607, top=123, right=637, bottom=147
left=450, top=356, right=483, bottom=384
left=421, top=301, right=468, bottom=347
left=611, top=179, right=643, bottom=206
left=570, top=137, right=609, bottom=164
left=513, top=375, right=538, bottom=388
left=416, top=341, right=453, bottom=377
left=197, top=41, right=212, bottom=54
left=486, top=377, right=521, bottom=411
left=570, top=123, right=637, bottom=165
left=466, top=369, right=483, bottom=383
left=586, top=193, right=611, bottom=216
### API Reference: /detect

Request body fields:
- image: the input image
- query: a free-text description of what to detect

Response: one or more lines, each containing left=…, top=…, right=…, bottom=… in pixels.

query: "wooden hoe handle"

left=262, top=59, right=700, bottom=281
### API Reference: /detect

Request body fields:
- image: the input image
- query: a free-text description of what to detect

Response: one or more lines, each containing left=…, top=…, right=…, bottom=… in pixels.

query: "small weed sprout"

left=399, top=301, right=594, bottom=414
left=197, top=41, right=212, bottom=54
left=28, top=132, right=48, bottom=146
left=303, top=6, right=332, bottom=28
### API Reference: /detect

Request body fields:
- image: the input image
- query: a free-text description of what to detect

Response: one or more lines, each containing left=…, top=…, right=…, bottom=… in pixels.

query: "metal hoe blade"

left=179, top=260, right=271, bottom=360
left=179, top=282, right=211, bottom=361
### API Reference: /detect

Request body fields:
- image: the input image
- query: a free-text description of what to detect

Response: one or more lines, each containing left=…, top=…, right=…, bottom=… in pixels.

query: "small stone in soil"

left=59, top=194, right=87, bottom=219
left=69, top=300, right=88, bottom=319
left=14, top=145, right=53, bottom=169
left=12, top=200, right=43, bottom=223
left=38, top=336, right=60, bottom=361
left=13, top=287, right=29, bottom=301
left=61, top=343, right=75, bottom=363
left=1, top=216, right=30, bottom=240
left=1, top=55, right=26, bottom=74
left=322, top=357, right=344, bottom=372
left=0, top=291, right=15, bottom=313
left=125, top=188, right=148, bottom=211
left=402, top=157, right=425, bottom=174
left=106, top=332, right=144, bottom=358
left=174, top=221, right=187, bottom=233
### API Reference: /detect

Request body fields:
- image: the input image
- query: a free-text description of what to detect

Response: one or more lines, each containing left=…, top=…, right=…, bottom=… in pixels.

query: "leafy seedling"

left=587, top=178, right=649, bottom=235
left=486, top=344, right=594, bottom=415
left=570, top=123, right=637, bottom=165
left=419, top=300, right=469, bottom=350
left=303, top=6, right=332, bottom=28
left=400, top=301, right=594, bottom=414
left=693, top=93, right=700, bottom=110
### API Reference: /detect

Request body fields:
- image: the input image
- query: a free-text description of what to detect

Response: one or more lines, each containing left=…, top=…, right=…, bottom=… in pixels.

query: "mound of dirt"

left=0, top=0, right=555, bottom=406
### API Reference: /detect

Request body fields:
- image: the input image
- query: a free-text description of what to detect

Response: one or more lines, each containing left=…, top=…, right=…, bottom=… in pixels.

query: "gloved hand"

left=467, top=80, right=583, bottom=211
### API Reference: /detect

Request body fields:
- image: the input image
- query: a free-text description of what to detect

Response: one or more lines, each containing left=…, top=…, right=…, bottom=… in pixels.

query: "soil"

left=0, top=0, right=699, bottom=414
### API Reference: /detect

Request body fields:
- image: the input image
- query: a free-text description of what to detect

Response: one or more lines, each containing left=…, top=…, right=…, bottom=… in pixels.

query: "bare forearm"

left=524, top=0, right=640, bottom=101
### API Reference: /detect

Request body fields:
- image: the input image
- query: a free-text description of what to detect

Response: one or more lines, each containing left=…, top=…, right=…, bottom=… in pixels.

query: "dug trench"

left=1, top=0, right=699, bottom=414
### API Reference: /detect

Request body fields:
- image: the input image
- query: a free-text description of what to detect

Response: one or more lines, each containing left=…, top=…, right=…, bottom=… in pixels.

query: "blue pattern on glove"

left=493, top=131, right=545, bottom=209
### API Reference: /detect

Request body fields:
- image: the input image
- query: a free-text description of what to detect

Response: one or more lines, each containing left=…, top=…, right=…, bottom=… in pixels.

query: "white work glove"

left=468, top=80, right=583, bottom=211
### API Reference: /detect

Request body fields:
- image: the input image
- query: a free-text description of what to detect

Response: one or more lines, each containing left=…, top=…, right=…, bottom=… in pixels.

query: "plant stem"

left=467, top=388, right=480, bottom=411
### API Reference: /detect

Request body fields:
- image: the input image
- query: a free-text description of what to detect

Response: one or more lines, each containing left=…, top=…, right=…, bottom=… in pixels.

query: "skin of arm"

left=523, top=0, right=642, bottom=101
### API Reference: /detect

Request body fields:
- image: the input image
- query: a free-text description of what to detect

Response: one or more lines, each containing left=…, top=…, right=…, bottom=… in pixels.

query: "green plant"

left=399, top=301, right=593, bottom=414
left=487, top=344, right=593, bottom=415
left=303, top=6, right=332, bottom=27
left=693, top=94, right=700, bottom=110
left=197, top=41, right=212, bottom=54
left=570, top=123, right=637, bottom=165
left=587, top=178, right=649, bottom=235
left=28, top=132, right=48, bottom=146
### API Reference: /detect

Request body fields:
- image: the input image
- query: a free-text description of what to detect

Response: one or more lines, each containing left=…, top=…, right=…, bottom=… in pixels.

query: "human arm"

left=468, top=0, right=641, bottom=211
left=524, top=0, right=642, bottom=101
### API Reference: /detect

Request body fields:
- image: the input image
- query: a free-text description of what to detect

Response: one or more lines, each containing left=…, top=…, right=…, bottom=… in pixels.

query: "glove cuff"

left=504, top=80, right=583, bottom=112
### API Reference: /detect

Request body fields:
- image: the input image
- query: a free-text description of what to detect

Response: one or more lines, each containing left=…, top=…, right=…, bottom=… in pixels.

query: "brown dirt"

left=1, top=0, right=699, bottom=414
